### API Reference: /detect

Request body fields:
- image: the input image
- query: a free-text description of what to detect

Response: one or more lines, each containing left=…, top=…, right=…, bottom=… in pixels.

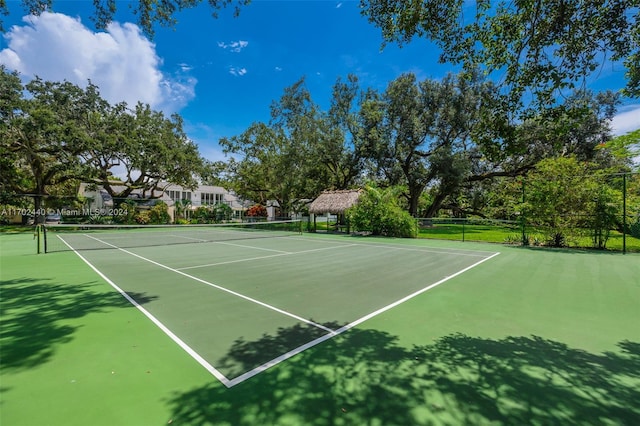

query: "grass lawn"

left=419, top=222, right=640, bottom=252
left=1, top=230, right=639, bottom=425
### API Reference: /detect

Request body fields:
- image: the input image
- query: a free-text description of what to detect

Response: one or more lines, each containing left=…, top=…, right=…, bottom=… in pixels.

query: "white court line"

left=157, top=234, right=294, bottom=254
left=178, top=243, right=358, bottom=271
left=225, top=250, right=501, bottom=387
left=214, top=240, right=291, bottom=254
left=67, top=233, right=499, bottom=388
left=82, top=234, right=336, bottom=335
left=178, top=252, right=291, bottom=270
left=285, top=236, right=493, bottom=258
left=166, top=234, right=207, bottom=242
left=56, top=235, right=233, bottom=387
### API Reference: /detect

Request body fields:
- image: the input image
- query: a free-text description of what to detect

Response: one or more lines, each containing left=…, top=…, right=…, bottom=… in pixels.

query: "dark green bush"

left=347, top=185, right=418, bottom=238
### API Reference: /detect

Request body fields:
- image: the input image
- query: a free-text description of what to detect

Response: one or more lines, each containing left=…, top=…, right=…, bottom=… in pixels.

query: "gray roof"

left=308, top=190, right=362, bottom=214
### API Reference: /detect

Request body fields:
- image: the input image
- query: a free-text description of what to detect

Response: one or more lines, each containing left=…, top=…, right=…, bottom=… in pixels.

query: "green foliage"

left=347, top=185, right=418, bottom=238
left=173, top=199, right=193, bottom=223
left=135, top=210, right=151, bottom=225
left=522, top=157, right=622, bottom=248
left=1, top=68, right=208, bottom=211
left=355, top=72, right=489, bottom=217
left=149, top=201, right=170, bottom=224
left=213, top=203, right=233, bottom=222
left=602, top=129, right=640, bottom=170
left=189, top=204, right=232, bottom=224
left=85, top=102, right=206, bottom=201
left=219, top=78, right=335, bottom=216
left=191, top=206, right=212, bottom=224
left=0, top=0, right=251, bottom=37
left=1, top=69, right=104, bottom=216
left=631, top=220, right=640, bottom=239
left=115, top=199, right=138, bottom=224
left=587, top=185, right=619, bottom=249
left=361, top=0, right=640, bottom=105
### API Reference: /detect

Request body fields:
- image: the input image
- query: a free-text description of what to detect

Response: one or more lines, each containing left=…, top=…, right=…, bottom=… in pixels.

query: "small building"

left=308, top=189, right=362, bottom=232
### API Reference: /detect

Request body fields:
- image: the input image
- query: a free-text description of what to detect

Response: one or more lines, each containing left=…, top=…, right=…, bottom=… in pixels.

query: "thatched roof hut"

left=308, top=190, right=362, bottom=215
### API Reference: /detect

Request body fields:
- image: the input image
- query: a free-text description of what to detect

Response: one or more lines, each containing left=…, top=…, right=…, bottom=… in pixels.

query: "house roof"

left=308, top=190, right=362, bottom=214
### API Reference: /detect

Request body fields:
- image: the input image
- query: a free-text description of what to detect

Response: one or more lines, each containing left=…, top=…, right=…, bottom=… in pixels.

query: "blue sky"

left=1, top=0, right=638, bottom=162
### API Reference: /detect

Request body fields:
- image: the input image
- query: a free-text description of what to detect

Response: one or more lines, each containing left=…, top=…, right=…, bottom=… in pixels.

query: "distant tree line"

left=213, top=74, right=636, bottom=208
left=2, top=63, right=638, bottom=245
left=0, top=65, right=209, bottom=220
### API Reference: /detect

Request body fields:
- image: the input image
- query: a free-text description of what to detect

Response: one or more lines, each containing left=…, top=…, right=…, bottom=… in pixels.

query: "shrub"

left=149, top=201, right=171, bottom=224
left=246, top=204, right=267, bottom=217
left=347, top=185, right=418, bottom=238
left=192, top=206, right=213, bottom=224
left=213, top=203, right=233, bottom=223
left=135, top=211, right=150, bottom=224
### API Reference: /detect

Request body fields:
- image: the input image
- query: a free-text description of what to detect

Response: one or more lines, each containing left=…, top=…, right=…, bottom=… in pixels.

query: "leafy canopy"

left=0, top=0, right=251, bottom=36
left=360, top=0, right=640, bottom=110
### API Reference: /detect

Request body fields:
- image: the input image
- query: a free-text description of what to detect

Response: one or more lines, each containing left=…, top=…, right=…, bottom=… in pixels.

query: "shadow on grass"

left=168, top=328, right=640, bottom=425
left=0, top=277, right=157, bottom=371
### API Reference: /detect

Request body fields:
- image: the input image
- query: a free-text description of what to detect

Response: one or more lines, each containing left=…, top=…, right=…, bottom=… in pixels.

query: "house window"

left=201, top=193, right=223, bottom=205
left=167, top=190, right=191, bottom=201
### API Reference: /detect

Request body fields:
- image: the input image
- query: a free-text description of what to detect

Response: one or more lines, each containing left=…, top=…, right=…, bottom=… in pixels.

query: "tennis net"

left=41, top=220, right=302, bottom=253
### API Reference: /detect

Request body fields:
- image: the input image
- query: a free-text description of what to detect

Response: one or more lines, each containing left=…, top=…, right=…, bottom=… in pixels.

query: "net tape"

left=43, top=220, right=302, bottom=253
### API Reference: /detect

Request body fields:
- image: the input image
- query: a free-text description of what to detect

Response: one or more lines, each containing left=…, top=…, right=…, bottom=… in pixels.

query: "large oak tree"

left=1, top=68, right=208, bottom=215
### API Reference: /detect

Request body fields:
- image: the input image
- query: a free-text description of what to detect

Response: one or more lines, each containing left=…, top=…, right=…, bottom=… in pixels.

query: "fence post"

left=462, top=219, right=465, bottom=242
left=35, top=225, right=41, bottom=254
left=623, top=173, right=627, bottom=255
left=521, top=178, right=527, bottom=245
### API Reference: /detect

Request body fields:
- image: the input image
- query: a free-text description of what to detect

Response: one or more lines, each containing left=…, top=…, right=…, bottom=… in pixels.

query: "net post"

left=35, top=225, right=41, bottom=254
left=43, top=224, right=48, bottom=253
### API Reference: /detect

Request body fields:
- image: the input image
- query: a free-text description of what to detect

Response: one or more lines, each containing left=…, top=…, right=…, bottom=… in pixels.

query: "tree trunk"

left=424, top=191, right=448, bottom=218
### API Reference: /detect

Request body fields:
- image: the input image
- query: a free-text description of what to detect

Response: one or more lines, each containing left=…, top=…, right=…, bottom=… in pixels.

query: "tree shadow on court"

left=216, top=321, right=344, bottom=379
left=0, top=277, right=158, bottom=371
left=167, top=328, right=640, bottom=425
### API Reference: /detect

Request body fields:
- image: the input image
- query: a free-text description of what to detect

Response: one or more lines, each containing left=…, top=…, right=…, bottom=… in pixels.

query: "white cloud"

left=611, top=104, right=640, bottom=136
left=275, top=66, right=283, bottom=72
left=336, top=2, right=343, bottom=8
left=217, top=40, right=248, bottom=53
left=0, top=12, right=196, bottom=112
left=229, top=66, right=247, bottom=76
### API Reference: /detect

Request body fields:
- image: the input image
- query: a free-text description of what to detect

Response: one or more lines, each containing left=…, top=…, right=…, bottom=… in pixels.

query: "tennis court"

left=2, top=227, right=639, bottom=425
left=43, top=222, right=499, bottom=387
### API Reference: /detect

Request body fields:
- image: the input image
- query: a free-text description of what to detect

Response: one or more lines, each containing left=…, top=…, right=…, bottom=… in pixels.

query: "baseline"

left=225, top=250, right=501, bottom=387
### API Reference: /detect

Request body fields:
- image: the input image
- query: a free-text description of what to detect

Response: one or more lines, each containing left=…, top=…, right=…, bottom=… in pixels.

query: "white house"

left=162, top=183, right=249, bottom=218
left=78, top=182, right=248, bottom=220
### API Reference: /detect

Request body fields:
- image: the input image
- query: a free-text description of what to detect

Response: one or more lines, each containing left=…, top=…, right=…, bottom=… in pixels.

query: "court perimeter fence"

left=415, top=217, right=640, bottom=253
left=412, top=170, right=639, bottom=253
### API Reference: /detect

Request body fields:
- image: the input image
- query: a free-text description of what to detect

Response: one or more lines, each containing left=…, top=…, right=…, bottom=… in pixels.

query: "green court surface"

left=1, top=231, right=639, bottom=425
